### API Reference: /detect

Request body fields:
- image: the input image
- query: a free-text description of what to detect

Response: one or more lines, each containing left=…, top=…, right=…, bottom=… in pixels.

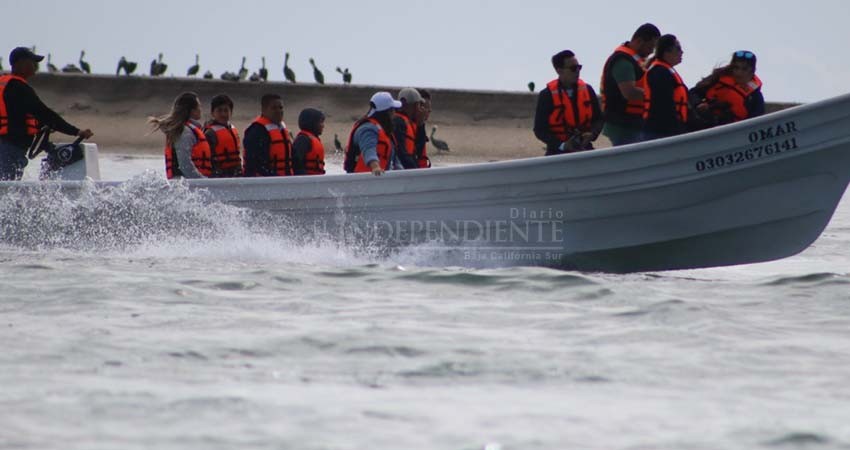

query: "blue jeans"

left=0, top=141, right=28, bottom=180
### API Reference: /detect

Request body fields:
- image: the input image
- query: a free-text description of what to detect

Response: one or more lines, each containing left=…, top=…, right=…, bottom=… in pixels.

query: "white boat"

left=3, top=93, right=850, bottom=273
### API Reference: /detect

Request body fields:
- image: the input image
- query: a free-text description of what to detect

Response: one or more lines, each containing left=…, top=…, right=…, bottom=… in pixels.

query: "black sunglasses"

left=735, top=50, right=755, bottom=59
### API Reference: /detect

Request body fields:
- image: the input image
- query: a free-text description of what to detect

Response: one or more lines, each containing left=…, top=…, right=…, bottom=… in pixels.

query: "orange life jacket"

left=395, top=111, right=417, bottom=159
left=600, top=44, right=647, bottom=123
left=546, top=78, right=594, bottom=142
left=295, top=129, right=325, bottom=175
left=644, top=60, right=689, bottom=124
left=705, top=74, right=763, bottom=122
left=248, top=115, right=292, bottom=176
left=164, top=121, right=212, bottom=179
left=344, top=117, right=395, bottom=173
left=204, top=122, right=242, bottom=177
left=0, top=74, right=39, bottom=137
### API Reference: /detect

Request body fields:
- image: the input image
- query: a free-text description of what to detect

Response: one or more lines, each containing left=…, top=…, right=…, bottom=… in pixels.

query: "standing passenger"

left=534, top=50, right=604, bottom=155
left=242, top=94, right=292, bottom=177
left=291, top=108, right=326, bottom=175
left=149, top=92, right=210, bottom=179
left=343, top=92, right=401, bottom=176
left=642, top=34, right=689, bottom=141
left=203, top=94, right=242, bottom=177
left=600, top=23, right=661, bottom=146
left=393, top=87, right=425, bottom=169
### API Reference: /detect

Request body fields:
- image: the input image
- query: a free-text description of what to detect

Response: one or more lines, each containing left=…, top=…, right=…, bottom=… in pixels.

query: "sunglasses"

left=565, top=64, right=582, bottom=72
left=735, top=50, right=755, bottom=59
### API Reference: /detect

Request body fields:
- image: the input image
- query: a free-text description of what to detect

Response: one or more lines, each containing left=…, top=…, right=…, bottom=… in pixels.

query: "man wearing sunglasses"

left=534, top=50, right=603, bottom=156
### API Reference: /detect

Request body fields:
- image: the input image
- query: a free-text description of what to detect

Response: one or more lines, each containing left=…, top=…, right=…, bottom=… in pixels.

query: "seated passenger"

left=689, top=50, right=764, bottom=128
left=533, top=49, right=604, bottom=155
left=203, top=94, right=243, bottom=177
left=393, top=87, right=425, bottom=169
left=149, top=91, right=210, bottom=179
left=343, top=92, right=402, bottom=176
left=413, top=88, right=432, bottom=168
left=292, top=108, right=326, bottom=175
left=242, top=94, right=292, bottom=177
left=642, top=34, right=689, bottom=141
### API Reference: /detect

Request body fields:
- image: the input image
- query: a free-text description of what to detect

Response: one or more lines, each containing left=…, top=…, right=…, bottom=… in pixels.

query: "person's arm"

left=291, top=134, right=309, bottom=175
left=612, top=59, right=643, bottom=101
left=204, top=129, right=219, bottom=174
left=533, top=89, right=563, bottom=152
left=242, top=123, right=271, bottom=176
left=747, top=89, right=766, bottom=118
left=13, top=81, right=81, bottom=136
left=353, top=124, right=383, bottom=176
left=393, top=116, right=418, bottom=169
left=174, top=127, right=205, bottom=178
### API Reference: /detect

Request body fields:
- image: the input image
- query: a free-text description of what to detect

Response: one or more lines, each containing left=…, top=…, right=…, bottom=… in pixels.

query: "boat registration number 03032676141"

left=695, top=121, right=799, bottom=172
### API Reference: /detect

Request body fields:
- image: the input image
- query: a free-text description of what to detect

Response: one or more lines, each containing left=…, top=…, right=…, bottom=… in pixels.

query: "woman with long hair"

left=642, top=34, right=689, bottom=141
left=148, top=91, right=211, bottom=178
left=690, top=50, right=764, bottom=128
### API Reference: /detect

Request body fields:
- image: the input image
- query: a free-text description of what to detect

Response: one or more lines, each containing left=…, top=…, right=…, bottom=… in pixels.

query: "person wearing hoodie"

left=291, top=108, right=326, bottom=175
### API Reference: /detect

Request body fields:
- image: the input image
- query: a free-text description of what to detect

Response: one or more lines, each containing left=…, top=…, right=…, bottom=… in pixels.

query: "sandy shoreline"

left=29, top=73, right=796, bottom=164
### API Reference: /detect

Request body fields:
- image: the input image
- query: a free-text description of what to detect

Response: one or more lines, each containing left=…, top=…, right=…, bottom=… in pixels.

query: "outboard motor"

left=27, top=127, right=101, bottom=180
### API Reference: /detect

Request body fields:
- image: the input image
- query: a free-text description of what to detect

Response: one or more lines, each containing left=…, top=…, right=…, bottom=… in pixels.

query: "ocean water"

left=1, top=154, right=849, bottom=450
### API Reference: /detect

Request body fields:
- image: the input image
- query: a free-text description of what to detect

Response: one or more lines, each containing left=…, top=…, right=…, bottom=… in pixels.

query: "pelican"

left=258, top=57, right=268, bottom=81
left=203, top=70, right=213, bottom=79
left=335, top=67, right=352, bottom=85
left=333, top=133, right=344, bottom=154
left=283, top=52, right=296, bottom=83
left=151, top=53, right=167, bottom=76
left=124, top=58, right=137, bottom=75
left=238, top=56, right=248, bottom=81
left=430, top=126, right=450, bottom=153
left=249, top=72, right=261, bottom=82
left=187, top=54, right=199, bottom=76
left=61, top=63, right=82, bottom=73
left=79, top=50, right=90, bottom=74
left=47, top=54, right=58, bottom=73
left=309, top=58, right=324, bottom=84
left=220, top=71, right=239, bottom=82
left=527, top=81, right=535, bottom=92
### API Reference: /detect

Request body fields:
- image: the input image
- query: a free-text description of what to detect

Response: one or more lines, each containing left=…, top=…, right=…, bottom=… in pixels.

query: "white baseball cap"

left=368, top=91, right=402, bottom=117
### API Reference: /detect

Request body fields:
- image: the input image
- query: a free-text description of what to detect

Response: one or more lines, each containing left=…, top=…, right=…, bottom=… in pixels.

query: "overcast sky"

left=3, top=0, right=847, bottom=103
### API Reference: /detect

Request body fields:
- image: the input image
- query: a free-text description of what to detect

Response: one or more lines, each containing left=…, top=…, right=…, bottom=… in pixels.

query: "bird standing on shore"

left=116, top=56, right=137, bottom=75
left=187, top=54, right=199, bottom=76
left=258, top=57, right=268, bottom=81
left=527, top=81, right=535, bottom=92
left=336, top=67, right=351, bottom=85
left=238, top=56, right=248, bottom=81
left=150, top=53, right=167, bottom=76
left=79, top=51, right=90, bottom=74
left=203, top=70, right=213, bottom=79
left=430, top=126, right=450, bottom=153
left=333, top=133, right=344, bottom=154
left=309, top=58, right=324, bottom=84
left=47, top=54, right=58, bottom=73
left=283, top=52, right=296, bottom=83
left=62, top=63, right=82, bottom=73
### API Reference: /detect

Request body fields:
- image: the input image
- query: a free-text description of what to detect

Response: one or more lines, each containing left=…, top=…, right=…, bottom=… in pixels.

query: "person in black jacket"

left=642, top=35, right=688, bottom=141
left=0, top=47, right=93, bottom=180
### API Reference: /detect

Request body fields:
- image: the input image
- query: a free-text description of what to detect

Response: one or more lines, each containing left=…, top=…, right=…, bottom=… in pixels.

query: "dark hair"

left=298, top=108, right=325, bottom=134
left=261, top=93, right=282, bottom=109
left=693, top=51, right=758, bottom=93
left=147, top=91, right=200, bottom=145
left=647, top=34, right=679, bottom=66
left=632, top=23, right=661, bottom=42
left=551, top=50, right=576, bottom=70
left=418, top=88, right=431, bottom=100
left=210, top=94, right=233, bottom=112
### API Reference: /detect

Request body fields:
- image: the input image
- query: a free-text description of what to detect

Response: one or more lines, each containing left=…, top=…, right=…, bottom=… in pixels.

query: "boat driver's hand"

left=78, top=129, right=94, bottom=139
left=369, top=160, right=384, bottom=176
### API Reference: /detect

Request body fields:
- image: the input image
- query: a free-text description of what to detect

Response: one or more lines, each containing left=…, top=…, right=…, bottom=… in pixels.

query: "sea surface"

left=1, top=154, right=849, bottom=450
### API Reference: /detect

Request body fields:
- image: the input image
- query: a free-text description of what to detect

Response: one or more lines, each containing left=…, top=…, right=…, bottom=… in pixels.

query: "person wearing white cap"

left=393, top=87, right=425, bottom=169
left=343, top=91, right=402, bottom=176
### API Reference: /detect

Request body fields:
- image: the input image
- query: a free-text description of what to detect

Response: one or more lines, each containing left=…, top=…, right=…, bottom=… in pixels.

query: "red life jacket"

left=395, top=111, right=417, bottom=159
left=644, top=60, right=689, bottom=124
left=0, top=74, right=40, bottom=137
left=204, top=122, right=242, bottom=177
left=600, top=44, right=647, bottom=124
left=295, top=129, right=325, bottom=175
left=248, top=115, right=292, bottom=176
left=164, top=121, right=212, bottom=179
left=344, top=117, right=395, bottom=173
left=705, top=74, right=763, bottom=122
left=546, top=78, right=594, bottom=142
